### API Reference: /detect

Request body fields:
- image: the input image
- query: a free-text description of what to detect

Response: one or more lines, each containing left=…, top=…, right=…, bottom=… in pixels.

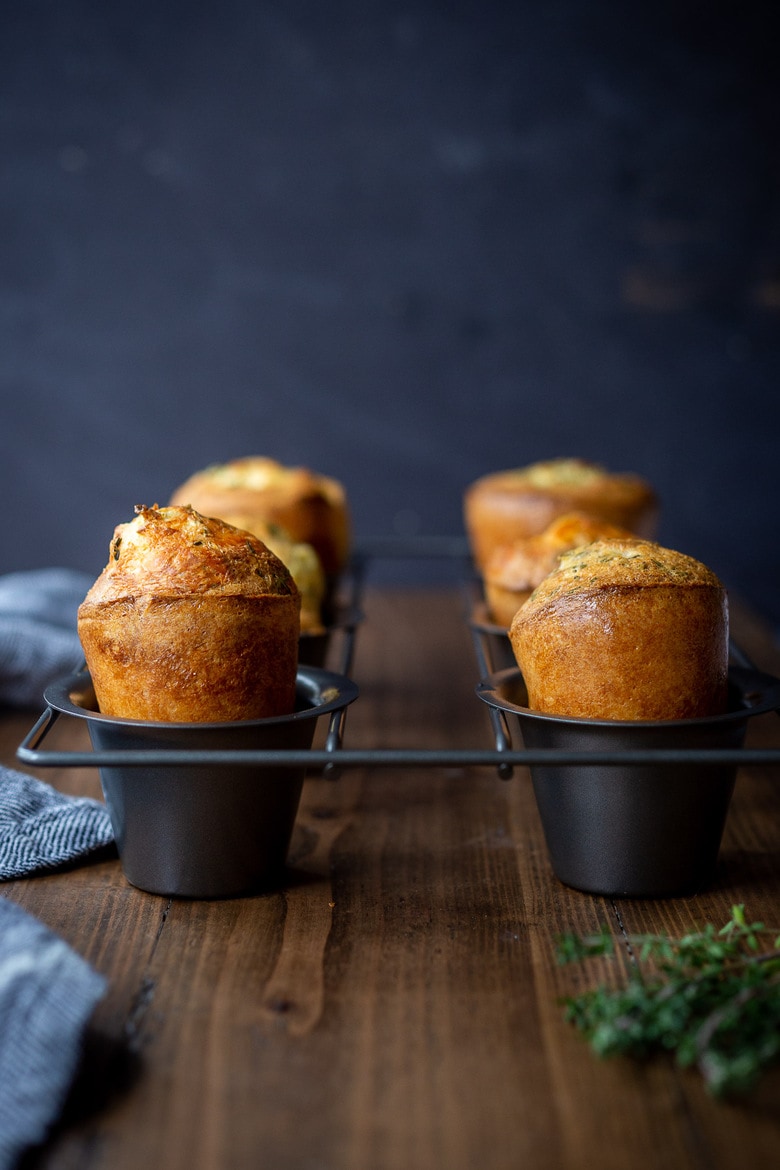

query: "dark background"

left=2, top=2, right=778, bottom=628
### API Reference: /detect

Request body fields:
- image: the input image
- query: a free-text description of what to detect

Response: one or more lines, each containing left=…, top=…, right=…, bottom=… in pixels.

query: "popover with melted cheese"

left=78, top=505, right=301, bottom=722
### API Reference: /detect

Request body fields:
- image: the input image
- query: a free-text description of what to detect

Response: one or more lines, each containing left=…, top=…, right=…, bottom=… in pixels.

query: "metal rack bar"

left=15, top=736, right=780, bottom=772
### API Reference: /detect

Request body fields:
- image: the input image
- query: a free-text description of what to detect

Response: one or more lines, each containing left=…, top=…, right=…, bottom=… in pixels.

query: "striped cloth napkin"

left=0, top=568, right=114, bottom=1165
left=0, top=767, right=114, bottom=881
left=0, top=895, right=107, bottom=1170
left=0, top=568, right=91, bottom=709
left=0, top=565, right=114, bottom=877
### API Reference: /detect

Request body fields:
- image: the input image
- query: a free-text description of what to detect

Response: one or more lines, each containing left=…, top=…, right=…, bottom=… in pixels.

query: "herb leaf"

left=555, top=905, right=780, bottom=1097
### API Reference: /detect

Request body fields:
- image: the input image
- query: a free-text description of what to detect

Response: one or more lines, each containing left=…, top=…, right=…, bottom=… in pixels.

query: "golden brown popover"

left=509, top=538, right=728, bottom=721
left=169, top=457, right=351, bottom=577
left=482, top=511, right=634, bottom=627
left=464, top=458, right=657, bottom=571
left=212, top=516, right=326, bottom=633
left=78, top=505, right=300, bottom=722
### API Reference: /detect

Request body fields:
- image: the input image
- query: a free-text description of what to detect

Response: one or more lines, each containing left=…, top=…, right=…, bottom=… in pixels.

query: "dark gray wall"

left=2, top=2, right=779, bottom=627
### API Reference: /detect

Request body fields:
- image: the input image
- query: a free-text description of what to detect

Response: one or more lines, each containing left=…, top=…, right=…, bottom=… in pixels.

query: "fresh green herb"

left=555, top=905, right=780, bottom=1097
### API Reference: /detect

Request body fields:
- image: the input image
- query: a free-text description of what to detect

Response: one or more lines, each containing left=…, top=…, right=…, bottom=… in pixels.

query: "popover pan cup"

left=298, top=604, right=362, bottom=669
left=45, top=667, right=358, bottom=899
left=467, top=601, right=516, bottom=673
left=477, top=665, right=780, bottom=898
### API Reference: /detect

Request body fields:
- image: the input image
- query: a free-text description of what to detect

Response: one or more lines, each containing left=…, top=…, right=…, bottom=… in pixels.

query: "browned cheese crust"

left=77, top=505, right=301, bottom=722
left=508, top=538, right=729, bottom=721
left=483, top=511, right=634, bottom=627
left=169, top=456, right=351, bottom=576
left=464, top=458, right=658, bottom=571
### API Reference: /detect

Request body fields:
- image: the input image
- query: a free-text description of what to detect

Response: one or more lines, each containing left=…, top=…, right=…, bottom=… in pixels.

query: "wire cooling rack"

left=16, top=537, right=780, bottom=775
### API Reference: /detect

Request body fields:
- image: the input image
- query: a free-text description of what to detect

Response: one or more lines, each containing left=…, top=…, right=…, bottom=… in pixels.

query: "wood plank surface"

left=2, top=587, right=780, bottom=1170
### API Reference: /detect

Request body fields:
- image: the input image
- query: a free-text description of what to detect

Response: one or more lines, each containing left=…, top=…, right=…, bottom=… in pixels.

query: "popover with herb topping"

left=509, top=538, right=728, bottom=721
left=77, top=505, right=300, bottom=722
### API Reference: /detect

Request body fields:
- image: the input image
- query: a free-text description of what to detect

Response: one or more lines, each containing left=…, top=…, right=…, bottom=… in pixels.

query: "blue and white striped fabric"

left=0, top=895, right=107, bottom=1170
left=0, top=567, right=115, bottom=878
left=0, top=567, right=92, bottom=709
left=0, top=767, right=114, bottom=880
left=0, top=568, right=114, bottom=1166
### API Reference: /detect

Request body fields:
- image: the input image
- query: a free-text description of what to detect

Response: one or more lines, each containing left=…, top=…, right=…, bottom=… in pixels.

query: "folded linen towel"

left=0, top=570, right=114, bottom=1166
left=0, top=894, right=107, bottom=1170
left=0, top=568, right=94, bottom=709
left=0, top=567, right=115, bottom=879
left=0, top=766, right=114, bottom=881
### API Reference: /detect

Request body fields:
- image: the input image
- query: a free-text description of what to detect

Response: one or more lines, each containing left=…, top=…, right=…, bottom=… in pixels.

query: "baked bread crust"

left=508, top=538, right=729, bottom=720
left=464, top=458, right=657, bottom=570
left=78, top=505, right=301, bottom=722
left=483, top=511, right=634, bottom=627
left=169, top=457, right=351, bottom=577
left=210, top=514, right=326, bottom=633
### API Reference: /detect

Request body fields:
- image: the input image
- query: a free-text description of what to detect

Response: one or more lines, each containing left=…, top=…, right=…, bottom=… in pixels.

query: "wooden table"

left=3, top=587, right=780, bottom=1170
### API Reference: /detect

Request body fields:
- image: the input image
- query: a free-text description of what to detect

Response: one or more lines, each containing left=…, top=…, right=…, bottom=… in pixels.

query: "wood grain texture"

left=2, top=589, right=779, bottom=1170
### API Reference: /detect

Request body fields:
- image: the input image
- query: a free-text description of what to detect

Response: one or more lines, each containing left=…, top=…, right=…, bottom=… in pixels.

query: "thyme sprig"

left=555, top=905, right=780, bottom=1097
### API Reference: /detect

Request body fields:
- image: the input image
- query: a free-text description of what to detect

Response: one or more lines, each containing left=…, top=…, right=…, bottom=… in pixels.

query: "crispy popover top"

left=470, top=458, right=654, bottom=505
left=518, top=537, right=723, bottom=610
left=80, top=504, right=299, bottom=606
